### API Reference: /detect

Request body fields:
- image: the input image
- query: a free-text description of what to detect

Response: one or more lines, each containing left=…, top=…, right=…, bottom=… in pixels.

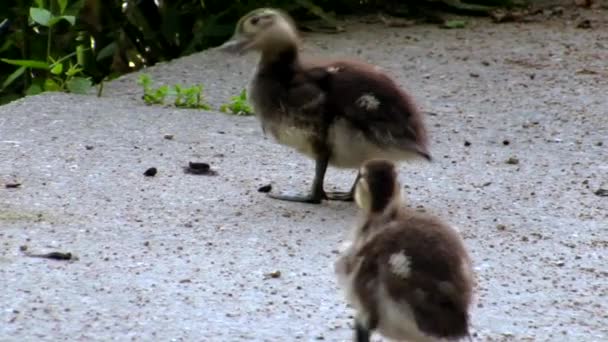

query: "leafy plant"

left=220, top=89, right=253, bottom=116
left=0, top=0, right=526, bottom=105
left=138, top=74, right=166, bottom=105
left=0, top=0, right=92, bottom=97
left=174, top=84, right=211, bottom=110
left=138, top=74, right=211, bottom=109
left=441, top=19, right=467, bottom=29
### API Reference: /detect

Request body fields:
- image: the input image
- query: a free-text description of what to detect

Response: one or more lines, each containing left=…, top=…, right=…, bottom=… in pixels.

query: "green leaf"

left=58, top=0, right=69, bottom=14
left=26, top=83, right=43, bottom=96
left=96, top=42, right=116, bottom=61
left=44, top=78, right=62, bottom=91
left=1, top=58, right=49, bottom=69
left=30, top=7, right=52, bottom=26
left=295, top=0, right=344, bottom=32
left=65, top=62, right=83, bottom=77
left=76, top=45, right=87, bottom=66
left=66, top=0, right=87, bottom=16
left=442, top=20, right=467, bottom=29
left=50, top=63, right=63, bottom=75
left=48, top=15, right=76, bottom=26
left=0, top=93, right=21, bottom=105
left=0, top=38, right=15, bottom=54
left=34, top=0, right=44, bottom=8
left=66, top=77, right=93, bottom=94
left=138, top=74, right=152, bottom=87
left=1, top=66, right=26, bottom=91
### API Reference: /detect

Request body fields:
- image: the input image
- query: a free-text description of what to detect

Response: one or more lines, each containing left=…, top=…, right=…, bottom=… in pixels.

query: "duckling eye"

left=250, top=17, right=260, bottom=25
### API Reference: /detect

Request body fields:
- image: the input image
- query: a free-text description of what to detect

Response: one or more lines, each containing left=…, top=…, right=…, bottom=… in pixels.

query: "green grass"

left=220, top=89, right=254, bottom=116
left=137, top=74, right=253, bottom=115
left=138, top=74, right=211, bottom=109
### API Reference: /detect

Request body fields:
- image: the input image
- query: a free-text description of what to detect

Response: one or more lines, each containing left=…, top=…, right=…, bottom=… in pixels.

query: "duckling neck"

left=259, top=43, right=298, bottom=68
left=356, top=199, right=402, bottom=239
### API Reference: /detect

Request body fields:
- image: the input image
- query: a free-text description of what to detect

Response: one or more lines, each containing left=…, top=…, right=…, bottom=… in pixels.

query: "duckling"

left=335, top=159, right=474, bottom=342
left=219, top=9, right=430, bottom=204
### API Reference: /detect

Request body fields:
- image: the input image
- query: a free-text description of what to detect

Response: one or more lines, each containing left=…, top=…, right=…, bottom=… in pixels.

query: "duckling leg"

left=354, top=319, right=371, bottom=342
left=325, top=172, right=360, bottom=201
left=267, top=155, right=329, bottom=204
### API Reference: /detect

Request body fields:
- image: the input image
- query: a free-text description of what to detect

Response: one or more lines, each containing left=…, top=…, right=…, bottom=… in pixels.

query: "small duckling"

left=219, top=9, right=431, bottom=204
left=335, top=159, right=474, bottom=342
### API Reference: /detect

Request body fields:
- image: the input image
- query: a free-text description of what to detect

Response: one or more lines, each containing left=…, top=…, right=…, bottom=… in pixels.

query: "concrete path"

left=1, top=8, right=607, bottom=342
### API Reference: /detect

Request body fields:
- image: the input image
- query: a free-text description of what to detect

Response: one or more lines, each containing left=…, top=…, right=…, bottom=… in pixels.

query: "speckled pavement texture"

left=1, top=5, right=607, bottom=342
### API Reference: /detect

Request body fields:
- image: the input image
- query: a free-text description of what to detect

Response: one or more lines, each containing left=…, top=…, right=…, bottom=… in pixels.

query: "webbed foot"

left=325, top=190, right=354, bottom=202
left=267, top=190, right=326, bottom=204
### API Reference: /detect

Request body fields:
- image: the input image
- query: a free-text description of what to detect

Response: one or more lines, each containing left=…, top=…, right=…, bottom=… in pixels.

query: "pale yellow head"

left=355, top=168, right=372, bottom=212
left=218, top=8, right=299, bottom=55
left=355, top=160, right=402, bottom=214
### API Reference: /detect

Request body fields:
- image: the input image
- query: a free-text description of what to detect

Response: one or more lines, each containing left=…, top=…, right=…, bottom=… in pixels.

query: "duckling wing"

left=358, top=226, right=471, bottom=339
left=302, top=61, right=431, bottom=160
left=284, top=75, right=327, bottom=117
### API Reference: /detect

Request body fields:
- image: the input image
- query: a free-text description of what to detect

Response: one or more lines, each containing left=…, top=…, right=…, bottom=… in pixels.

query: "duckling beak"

left=217, top=36, right=251, bottom=55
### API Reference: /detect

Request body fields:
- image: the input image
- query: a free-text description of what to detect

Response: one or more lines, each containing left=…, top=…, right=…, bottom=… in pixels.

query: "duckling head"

left=218, top=8, right=299, bottom=55
left=355, top=159, right=402, bottom=214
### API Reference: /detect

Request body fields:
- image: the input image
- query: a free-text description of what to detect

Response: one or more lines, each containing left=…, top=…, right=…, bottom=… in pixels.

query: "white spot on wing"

left=388, top=251, right=411, bottom=278
left=356, top=93, right=380, bottom=111
left=327, top=66, right=341, bottom=73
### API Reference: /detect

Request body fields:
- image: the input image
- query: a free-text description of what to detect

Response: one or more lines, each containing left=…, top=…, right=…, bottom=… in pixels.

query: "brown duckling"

left=219, top=9, right=430, bottom=204
left=335, top=159, right=474, bottom=342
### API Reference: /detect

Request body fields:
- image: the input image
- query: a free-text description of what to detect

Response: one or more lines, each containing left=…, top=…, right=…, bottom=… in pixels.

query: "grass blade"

left=1, top=66, right=26, bottom=91
left=0, top=58, right=49, bottom=69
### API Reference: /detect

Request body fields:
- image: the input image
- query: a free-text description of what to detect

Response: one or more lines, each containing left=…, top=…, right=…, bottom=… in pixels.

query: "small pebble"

left=184, top=162, right=217, bottom=176
left=503, top=140, right=510, bottom=145
left=506, top=157, right=519, bottom=165
left=265, top=270, right=281, bottom=279
left=85, top=145, right=94, bottom=150
left=164, top=134, right=174, bottom=140
left=258, top=184, right=272, bottom=193
left=576, top=19, right=591, bottom=29
left=594, top=189, right=608, bottom=197
left=144, top=167, right=158, bottom=177
left=464, top=141, right=471, bottom=147
left=5, top=182, right=21, bottom=188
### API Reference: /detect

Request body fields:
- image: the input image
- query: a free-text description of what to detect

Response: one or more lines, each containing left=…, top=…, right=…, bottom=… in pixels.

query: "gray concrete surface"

left=1, top=7, right=607, bottom=342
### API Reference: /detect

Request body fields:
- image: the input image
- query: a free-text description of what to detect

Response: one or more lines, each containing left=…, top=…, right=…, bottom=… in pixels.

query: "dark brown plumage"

left=219, top=9, right=430, bottom=204
left=336, top=159, right=474, bottom=342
